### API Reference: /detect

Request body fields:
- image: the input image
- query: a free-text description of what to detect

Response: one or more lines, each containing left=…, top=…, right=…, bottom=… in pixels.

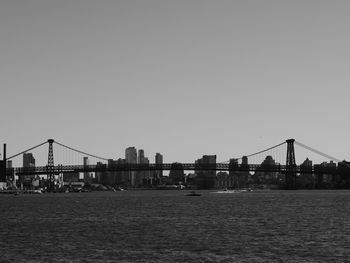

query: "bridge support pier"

left=46, top=139, right=55, bottom=190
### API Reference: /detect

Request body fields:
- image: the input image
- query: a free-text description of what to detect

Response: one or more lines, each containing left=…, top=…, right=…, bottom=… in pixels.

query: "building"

left=153, top=153, right=163, bottom=185
left=299, top=158, right=314, bottom=188
left=23, top=153, right=35, bottom=168
left=195, top=155, right=216, bottom=189
left=169, top=162, right=185, bottom=184
left=83, top=157, right=90, bottom=182
left=138, top=149, right=145, bottom=164
left=136, top=149, right=146, bottom=186
left=126, top=147, right=137, bottom=163
left=115, top=158, right=128, bottom=186
left=125, top=147, right=137, bottom=186
left=337, top=161, right=350, bottom=188
left=22, top=153, right=36, bottom=185
left=216, top=171, right=233, bottom=188
left=229, top=158, right=242, bottom=188
left=314, top=161, right=337, bottom=187
left=63, top=172, right=80, bottom=183
left=141, top=157, right=152, bottom=186
left=106, top=159, right=118, bottom=186
left=253, top=156, right=278, bottom=184
left=95, top=162, right=107, bottom=184
left=6, top=160, right=14, bottom=183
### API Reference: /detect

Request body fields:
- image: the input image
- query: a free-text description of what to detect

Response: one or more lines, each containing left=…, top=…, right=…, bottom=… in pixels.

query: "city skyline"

left=4, top=139, right=341, bottom=169
left=1, top=1, right=350, bottom=166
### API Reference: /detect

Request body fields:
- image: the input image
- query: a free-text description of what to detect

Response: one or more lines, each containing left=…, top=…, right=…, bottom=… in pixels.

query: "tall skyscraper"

left=155, top=153, right=163, bottom=170
left=95, top=161, right=107, bottom=184
left=169, top=162, right=185, bottom=184
left=125, top=147, right=137, bottom=163
left=137, top=149, right=149, bottom=186
left=115, top=158, right=128, bottom=186
left=195, top=155, right=216, bottom=189
left=154, top=153, right=163, bottom=184
left=138, top=149, right=145, bottom=164
left=299, top=158, right=314, bottom=188
left=125, top=147, right=137, bottom=186
left=23, top=153, right=35, bottom=168
left=22, top=153, right=36, bottom=184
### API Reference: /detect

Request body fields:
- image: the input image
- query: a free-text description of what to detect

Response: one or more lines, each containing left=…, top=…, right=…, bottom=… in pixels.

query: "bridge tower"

left=47, top=139, right=55, bottom=190
left=286, top=139, right=296, bottom=189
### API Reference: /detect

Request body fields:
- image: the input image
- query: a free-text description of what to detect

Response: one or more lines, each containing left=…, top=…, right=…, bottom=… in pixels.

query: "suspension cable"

left=294, top=141, right=341, bottom=163
left=54, top=141, right=109, bottom=161
left=221, top=141, right=286, bottom=163
left=6, top=141, right=48, bottom=160
left=246, top=141, right=286, bottom=158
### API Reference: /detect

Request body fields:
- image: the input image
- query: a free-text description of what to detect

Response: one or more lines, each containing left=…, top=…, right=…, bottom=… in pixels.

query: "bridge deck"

left=6, top=163, right=347, bottom=176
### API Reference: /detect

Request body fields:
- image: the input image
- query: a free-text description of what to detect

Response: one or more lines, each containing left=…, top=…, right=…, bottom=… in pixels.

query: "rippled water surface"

left=1, top=190, right=350, bottom=262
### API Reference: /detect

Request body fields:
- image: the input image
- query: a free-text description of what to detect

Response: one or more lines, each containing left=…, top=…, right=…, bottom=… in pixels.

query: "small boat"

left=186, top=191, right=201, bottom=196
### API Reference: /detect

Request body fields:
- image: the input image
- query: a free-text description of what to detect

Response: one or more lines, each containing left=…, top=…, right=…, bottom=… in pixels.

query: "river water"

left=0, top=190, right=349, bottom=262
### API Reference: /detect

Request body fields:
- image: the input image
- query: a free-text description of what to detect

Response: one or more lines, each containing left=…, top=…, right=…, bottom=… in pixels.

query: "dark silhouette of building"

left=216, top=171, right=232, bottom=188
left=115, top=158, right=128, bottom=186
left=125, top=147, right=137, bottom=186
left=314, top=161, right=337, bottom=188
left=63, top=172, right=80, bottom=183
left=137, top=149, right=151, bottom=186
left=23, top=153, right=35, bottom=168
left=22, top=153, right=36, bottom=185
left=298, top=158, right=314, bottom=188
left=153, top=153, right=163, bottom=185
left=169, top=162, right=185, bottom=184
left=195, top=155, right=216, bottom=189
left=95, top=162, right=108, bottom=185
left=83, top=157, right=90, bottom=182
left=254, top=156, right=278, bottom=184
left=338, top=161, right=350, bottom=188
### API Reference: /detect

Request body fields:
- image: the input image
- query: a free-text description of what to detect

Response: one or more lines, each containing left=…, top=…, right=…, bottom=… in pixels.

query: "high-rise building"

left=115, top=158, right=128, bottom=186
left=195, top=155, right=216, bottom=189
left=299, top=158, right=314, bottom=188
left=138, top=149, right=145, bottom=164
left=125, top=147, right=137, bottom=186
left=155, top=153, right=163, bottom=175
left=169, top=162, right=185, bottom=184
left=252, top=155, right=278, bottom=185
left=126, top=147, right=137, bottom=163
left=240, top=155, right=251, bottom=183
left=107, top=159, right=117, bottom=186
left=136, top=149, right=150, bottom=186
left=142, top=157, right=151, bottom=185
left=22, top=153, right=35, bottom=184
left=151, top=153, right=163, bottom=185
left=23, top=153, right=35, bottom=168
left=95, top=162, right=107, bottom=184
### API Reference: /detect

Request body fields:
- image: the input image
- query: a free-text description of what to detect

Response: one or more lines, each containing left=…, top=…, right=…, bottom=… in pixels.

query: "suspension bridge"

left=0, top=138, right=348, bottom=190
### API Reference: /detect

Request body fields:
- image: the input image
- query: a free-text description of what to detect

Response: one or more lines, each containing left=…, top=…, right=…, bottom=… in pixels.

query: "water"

left=0, top=190, right=349, bottom=262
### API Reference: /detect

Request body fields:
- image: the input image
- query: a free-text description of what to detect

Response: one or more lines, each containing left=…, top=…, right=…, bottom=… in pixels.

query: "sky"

left=1, top=0, right=350, bottom=166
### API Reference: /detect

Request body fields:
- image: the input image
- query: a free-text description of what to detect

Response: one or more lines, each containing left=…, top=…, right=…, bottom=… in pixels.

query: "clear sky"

left=1, top=0, right=350, bottom=166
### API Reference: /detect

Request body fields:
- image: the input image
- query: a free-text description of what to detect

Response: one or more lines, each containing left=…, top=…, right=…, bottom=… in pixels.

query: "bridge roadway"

left=8, top=163, right=348, bottom=176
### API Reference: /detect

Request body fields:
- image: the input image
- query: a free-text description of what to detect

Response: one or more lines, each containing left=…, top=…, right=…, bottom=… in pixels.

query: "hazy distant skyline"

left=1, top=0, right=350, bottom=166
